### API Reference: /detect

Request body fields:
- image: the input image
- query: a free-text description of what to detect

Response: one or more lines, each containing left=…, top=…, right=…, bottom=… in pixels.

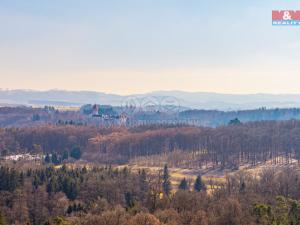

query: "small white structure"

left=3, top=153, right=42, bottom=161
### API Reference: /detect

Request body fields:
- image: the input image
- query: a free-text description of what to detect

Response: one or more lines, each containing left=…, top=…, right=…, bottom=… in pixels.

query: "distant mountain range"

left=2, top=89, right=300, bottom=110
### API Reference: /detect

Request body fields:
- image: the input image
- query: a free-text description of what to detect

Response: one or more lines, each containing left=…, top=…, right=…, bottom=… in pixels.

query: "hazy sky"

left=1, top=0, right=300, bottom=94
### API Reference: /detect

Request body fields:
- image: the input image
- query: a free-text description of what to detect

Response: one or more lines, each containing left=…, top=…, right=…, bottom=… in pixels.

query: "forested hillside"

left=179, top=108, right=300, bottom=126
left=1, top=120, right=300, bottom=168
left=2, top=106, right=300, bottom=128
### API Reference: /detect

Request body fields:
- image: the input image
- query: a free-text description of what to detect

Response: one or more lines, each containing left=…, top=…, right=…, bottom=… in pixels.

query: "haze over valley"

left=2, top=89, right=300, bottom=110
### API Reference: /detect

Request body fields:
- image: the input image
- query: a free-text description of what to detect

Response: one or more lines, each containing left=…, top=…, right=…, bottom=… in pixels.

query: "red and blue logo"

left=272, top=10, right=300, bottom=26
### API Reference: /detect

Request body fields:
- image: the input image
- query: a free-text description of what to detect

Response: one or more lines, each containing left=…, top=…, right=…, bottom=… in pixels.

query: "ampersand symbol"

left=283, top=11, right=292, bottom=20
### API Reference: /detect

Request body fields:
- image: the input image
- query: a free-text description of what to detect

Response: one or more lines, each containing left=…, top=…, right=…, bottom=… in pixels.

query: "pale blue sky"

left=1, top=0, right=300, bottom=94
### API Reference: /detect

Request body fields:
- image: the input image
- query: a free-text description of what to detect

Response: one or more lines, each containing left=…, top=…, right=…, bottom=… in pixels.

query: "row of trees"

left=87, top=120, right=300, bottom=168
left=179, top=108, right=300, bottom=126
left=2, top=120, right=300, bottom=167
left=44, top=146, right=82, bottom=164
left=162, top=165, right=205, bottom=195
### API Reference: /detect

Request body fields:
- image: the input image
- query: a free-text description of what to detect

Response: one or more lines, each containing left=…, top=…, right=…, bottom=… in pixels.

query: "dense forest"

left=1, top=120, right=300, bottom=168
left=2, top=112, right=300, bottom=224
left=0, top=164, right=300, bottom=225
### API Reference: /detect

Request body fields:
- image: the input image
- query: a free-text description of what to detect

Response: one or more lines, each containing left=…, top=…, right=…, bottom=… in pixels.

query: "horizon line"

left=2, top=88, right=300, bottom=96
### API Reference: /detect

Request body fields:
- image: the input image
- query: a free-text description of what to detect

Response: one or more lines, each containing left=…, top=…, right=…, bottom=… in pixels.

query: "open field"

left=125, top=158, right=300, bottom=191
